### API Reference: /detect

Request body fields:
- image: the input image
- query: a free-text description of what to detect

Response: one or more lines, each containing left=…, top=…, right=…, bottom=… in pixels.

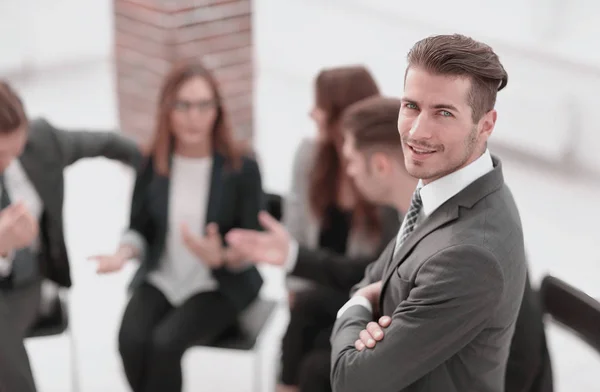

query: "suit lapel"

left=18, top=143, right=58, bottom=213
left=204, top=153, right=224, bottom=233
left=378, top=156, right=506, bottom=311
left=379, top=203, right=459, bottom=310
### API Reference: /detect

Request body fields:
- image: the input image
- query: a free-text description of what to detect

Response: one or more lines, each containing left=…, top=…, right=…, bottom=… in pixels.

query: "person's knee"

left=150, top=328, right=185, bottom=359
left=118, top=321, right=145, bottom=358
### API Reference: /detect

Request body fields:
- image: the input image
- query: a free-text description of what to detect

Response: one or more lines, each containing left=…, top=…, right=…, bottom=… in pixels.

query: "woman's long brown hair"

left=150, top=61, right=242, bottom=175
left=308, top=66, right=381, bottom=236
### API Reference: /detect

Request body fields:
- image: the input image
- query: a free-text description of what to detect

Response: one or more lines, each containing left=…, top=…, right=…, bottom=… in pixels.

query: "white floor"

left=10, top=60, right=600, bottom=391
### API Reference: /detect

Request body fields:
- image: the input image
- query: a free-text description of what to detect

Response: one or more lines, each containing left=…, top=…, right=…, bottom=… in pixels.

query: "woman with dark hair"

left=276, top=66, right=398, bottom=392
left=89, top=61, right=264, bottom=392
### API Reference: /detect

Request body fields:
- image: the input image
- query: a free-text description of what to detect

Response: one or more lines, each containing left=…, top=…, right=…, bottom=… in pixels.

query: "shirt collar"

left=418, top=149, right=494, bottom=217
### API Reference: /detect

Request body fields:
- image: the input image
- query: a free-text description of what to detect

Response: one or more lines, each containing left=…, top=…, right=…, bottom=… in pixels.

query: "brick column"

left=114, top=0, right=253, bottom=144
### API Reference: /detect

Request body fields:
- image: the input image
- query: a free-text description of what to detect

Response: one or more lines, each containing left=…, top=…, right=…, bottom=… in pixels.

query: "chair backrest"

left=540, top=275, right=600, bottom=355
left=27, top=292, right=69, bottom=338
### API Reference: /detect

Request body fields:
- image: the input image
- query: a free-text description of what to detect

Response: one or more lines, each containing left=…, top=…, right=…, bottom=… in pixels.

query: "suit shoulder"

left=28, top=117, right=58, bottom=138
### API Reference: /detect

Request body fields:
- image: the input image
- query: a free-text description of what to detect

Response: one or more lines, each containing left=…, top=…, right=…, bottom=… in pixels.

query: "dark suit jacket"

left=290, top=206, right=401, bottom=294
left=127, top=153, right=264, bottom=312
left=21, top=118, right=142, bottom=287
left=331, top=156, right=528, bottom=392
left=0, top=118, right=141, bottom=392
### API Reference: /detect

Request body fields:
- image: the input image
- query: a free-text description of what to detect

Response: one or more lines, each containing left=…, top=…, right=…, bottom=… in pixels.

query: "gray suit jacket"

left=18, top=118, right=142, bottom=287
left=330, top=156, right=527, bottom=392
left=0, top=118, right=141, bottom=392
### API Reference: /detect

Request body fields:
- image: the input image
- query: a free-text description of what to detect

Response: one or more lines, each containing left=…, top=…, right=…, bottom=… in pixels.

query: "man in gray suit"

left=330, top=34, right=527, bottom=392
left=0, top=81, right=142, bottom=391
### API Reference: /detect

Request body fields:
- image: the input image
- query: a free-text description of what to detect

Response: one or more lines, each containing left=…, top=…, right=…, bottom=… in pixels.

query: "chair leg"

left=68, top=325, right=81, bottom=392
left=63, top=290, right=80, bottom=392
left=253, top=348, right=263, bottom=392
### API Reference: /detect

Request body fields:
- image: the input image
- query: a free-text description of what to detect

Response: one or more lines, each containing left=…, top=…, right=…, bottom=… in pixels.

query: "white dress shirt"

left=337, top=149, right=494, bottom=318
left=121, top=155, right=219, bottom=306
left=0, top=159, right=43, bottom=276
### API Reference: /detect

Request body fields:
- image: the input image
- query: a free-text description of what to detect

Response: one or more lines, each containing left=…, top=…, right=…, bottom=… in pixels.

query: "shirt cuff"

left=120, top=229, right=146, bottom=261
left=0, top=251, right=15, bottom=277
left=284, top=238, right=299, bottom=273
left=337, top=295, right=373, bottom=319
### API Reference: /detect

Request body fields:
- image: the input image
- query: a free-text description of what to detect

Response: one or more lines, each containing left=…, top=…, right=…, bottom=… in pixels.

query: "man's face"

left=398, top=67, right=496, bottom=184
left=343, top=134, right=391, bottom=205
left=0, top=126, right=27, bottom=172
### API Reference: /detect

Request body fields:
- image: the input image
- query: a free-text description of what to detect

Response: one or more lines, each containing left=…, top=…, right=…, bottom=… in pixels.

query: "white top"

left=122, top=155, right=218, bottom=306
left=337, top=149, right=495, bottom=318
left=0, top=159, right=43, bottom=276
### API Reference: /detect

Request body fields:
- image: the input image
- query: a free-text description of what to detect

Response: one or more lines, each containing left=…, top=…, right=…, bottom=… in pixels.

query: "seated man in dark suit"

left=229, top=95, right=552, bottom=392
left=226, top=97, right=416, bottom=392
left=0, top=81, right=142, bottom=392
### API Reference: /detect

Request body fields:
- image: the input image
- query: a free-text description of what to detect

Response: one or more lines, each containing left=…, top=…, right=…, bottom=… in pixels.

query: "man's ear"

left=479, top=109, right=497, bottom=140
left=371, top=152, right=391, bottom=175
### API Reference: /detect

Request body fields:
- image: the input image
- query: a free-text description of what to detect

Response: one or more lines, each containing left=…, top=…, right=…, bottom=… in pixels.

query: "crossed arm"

left=330, top=245, right=505, bottom=392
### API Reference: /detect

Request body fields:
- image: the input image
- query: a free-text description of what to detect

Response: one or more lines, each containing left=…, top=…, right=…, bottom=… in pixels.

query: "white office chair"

left=27, top=281, right=80, bottom=392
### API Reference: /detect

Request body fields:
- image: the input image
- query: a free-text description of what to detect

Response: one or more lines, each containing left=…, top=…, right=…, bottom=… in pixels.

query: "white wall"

left=0, top=0, right=113, bottom=74
left=254, top=0, right=600, bottom=194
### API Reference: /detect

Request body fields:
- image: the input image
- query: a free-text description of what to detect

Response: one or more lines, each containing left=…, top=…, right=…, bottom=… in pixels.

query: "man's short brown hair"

left=342, top=96, right=402, bottom=157
left=406, top=34, right=508, bottom=122
left=0, top=81, right=27, bottom=134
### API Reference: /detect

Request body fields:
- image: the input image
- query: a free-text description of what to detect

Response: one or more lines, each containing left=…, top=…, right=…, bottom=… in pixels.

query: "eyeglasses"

left=172, top=99, right=217, bottom=112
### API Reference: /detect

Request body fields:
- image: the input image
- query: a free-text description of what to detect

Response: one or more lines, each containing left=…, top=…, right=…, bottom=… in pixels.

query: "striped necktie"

left=393, top=188, right=423, bottom=257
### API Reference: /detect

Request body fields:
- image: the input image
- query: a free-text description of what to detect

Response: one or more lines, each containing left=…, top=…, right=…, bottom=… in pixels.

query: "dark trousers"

left=118, top=283, right=238, bottom=392
left=0, top=280, right=41, bottom=392
left=280, top=285, right=346, bottom=390
left=298, top=349, right=331, bottom=392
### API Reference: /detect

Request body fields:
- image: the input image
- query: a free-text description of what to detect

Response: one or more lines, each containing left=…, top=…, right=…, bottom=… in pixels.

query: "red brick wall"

left=114, top=0, right=253, bottom=145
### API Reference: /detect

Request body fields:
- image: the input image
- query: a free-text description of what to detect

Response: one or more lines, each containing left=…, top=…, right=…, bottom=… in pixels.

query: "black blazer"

left=127, top=153, right=264, bottom=312
left=290, top=206, right=401, bottom=294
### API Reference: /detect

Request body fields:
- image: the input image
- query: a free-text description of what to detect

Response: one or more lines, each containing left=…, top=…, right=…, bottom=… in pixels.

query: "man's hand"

left=355, top=316, right=392, bottom=351
left=353, top=280, right=383, bottom=313
left=225, top=211, right=290, bottom=266
left=0, top=202, right=38, bottom=256
left=182, top=222, right=225, bottom=268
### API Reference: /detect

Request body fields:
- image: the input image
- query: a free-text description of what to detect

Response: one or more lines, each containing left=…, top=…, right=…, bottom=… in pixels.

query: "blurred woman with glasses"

left=89, top=61, right=264, bottom=392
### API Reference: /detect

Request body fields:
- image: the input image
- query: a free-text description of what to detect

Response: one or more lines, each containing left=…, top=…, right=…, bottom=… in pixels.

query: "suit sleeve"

left=120, top=159, right=154, bottom=260
left=291, top=207, right=401, bottom=294
left=46, top=119, right=142, bottom=169
left=290, top=245, right=374, bottom=293
left=330, top=245, right=505, bottom=392
left=239, top=158, right=265, bottom=231
left=222, top=158, right=265, bottom=272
